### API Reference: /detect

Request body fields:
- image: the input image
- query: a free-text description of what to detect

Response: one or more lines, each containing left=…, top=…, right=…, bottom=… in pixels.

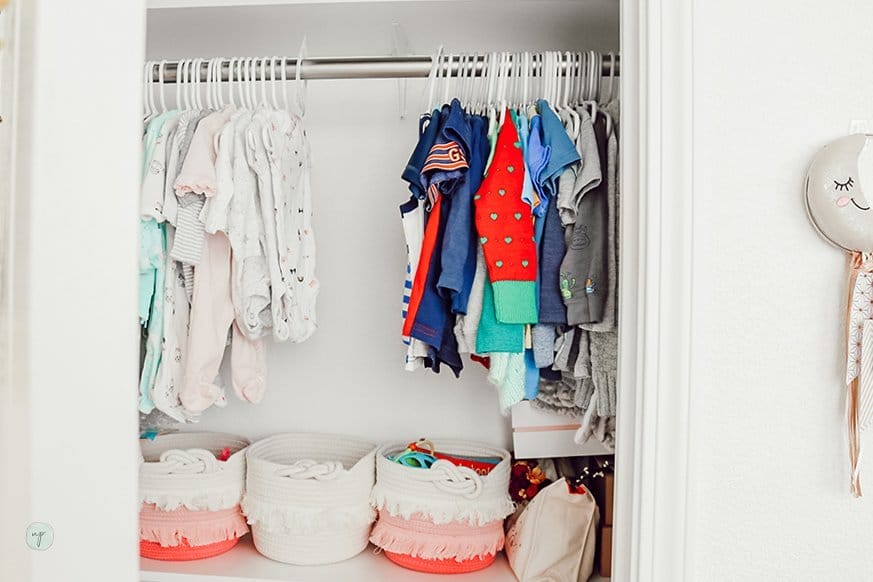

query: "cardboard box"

left=599, top=525, right=613, bottom=577
left=603, top=473, right=614, bottom=526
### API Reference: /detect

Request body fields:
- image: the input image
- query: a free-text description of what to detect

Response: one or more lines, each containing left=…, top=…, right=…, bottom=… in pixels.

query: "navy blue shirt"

left=432, top=100, right=475, bottom=313
left=402, top=109, right=442, bottom=201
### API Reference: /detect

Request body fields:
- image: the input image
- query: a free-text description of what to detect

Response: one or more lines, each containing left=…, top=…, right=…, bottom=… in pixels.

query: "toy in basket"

left=370, top=439, right=515, bottom=574
left=242, top=433, right=377, bottom=565
left=139, top=432, right=250, bottom=561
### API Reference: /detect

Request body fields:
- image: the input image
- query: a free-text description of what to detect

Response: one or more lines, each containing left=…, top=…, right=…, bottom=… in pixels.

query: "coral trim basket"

left=139, top=432, right=250, bottom=561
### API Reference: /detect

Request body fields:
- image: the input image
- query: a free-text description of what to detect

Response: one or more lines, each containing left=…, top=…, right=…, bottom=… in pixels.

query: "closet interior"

left=139, top=1, right=621, bottom=581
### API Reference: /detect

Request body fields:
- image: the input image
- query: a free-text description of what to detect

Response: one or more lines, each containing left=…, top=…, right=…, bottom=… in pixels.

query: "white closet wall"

left=145, top=1, right=619, bottom=447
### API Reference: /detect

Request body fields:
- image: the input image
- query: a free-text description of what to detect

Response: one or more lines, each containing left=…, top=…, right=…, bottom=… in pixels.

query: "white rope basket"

left=371, top=440, right=514, bottom=526
left=140, top=432, right=250, bottom=512
left=242, top=433, right=377, bottom=565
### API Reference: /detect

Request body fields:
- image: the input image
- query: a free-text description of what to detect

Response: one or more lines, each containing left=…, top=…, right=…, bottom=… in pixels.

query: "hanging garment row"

left=139, top=55, right=317, bottom=425
left=399, top=51, right=619, bottom=449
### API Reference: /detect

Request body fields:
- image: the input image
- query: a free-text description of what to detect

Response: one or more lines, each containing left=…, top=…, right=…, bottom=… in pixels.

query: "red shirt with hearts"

left=473, top=114, right=538, bottom=324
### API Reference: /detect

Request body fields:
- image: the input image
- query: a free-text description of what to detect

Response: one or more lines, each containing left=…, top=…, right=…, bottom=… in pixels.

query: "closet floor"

left=140, top=537, right=610, bottom=581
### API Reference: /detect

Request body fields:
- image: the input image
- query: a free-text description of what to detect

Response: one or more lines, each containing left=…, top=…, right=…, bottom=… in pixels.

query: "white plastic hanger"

left=269, top=56, right=278, bottom=110
left=295, top=37, right=308, bottom=117
left=280, top=54, right=290, bottom=112
left=473, top=53, right=486, bottom=116
left=432, top=51, right=444, bottom=110
left=485, top=52, right=499, bottom=135
left=510, top=52, right=521, bottom=112
left=252, top=57, right=260, bottom=110
left=442, top=53, right=454, bottom=105
left=226, top=57, right=236, bottom=109
left=144, top=61, right=157, bottom=121
left=205, top=58, right=215, bottom=111
left=561, top=52, right=580, bottom=139
left=599, top=51, right=614, bottom=136
left=215, top=58, right=225, bottom=108
left=158, top=60, right=169, bottom=113
left=244, top=57, right=255, bottom=110
left=194, top=58, right=205, bottom=111
left=497, top=52, right=511, bottom=128
left=423, top=45, right=443, bottom=115
left=177, top=60, right=187, bottom=112
left=239, top=58, right=254, bottom=112
left=456, top=53, right=467, bottom=109
left=173, top=60, right=182, bottom=111
left=582, top=51, right=598, bottom=123
left=259, top=56, right=268, bottom=109
left=142, top=61, right=150, bottom=120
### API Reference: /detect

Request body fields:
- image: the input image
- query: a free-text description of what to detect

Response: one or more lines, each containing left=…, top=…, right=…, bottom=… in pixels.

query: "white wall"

left=692, top=1, right=873, bottom=580
left=145, top=1, right=619, bottom=447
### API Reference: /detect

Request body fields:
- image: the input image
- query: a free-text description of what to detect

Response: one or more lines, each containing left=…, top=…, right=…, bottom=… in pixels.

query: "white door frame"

left=0, top=0, right=145, bottom=581
left=614, top=0, right=696, bottom=581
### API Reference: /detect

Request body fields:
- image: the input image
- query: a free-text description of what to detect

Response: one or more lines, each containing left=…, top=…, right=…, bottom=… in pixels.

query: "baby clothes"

left=455, top=245, right=487, bottom=355
left=180, top=231, right=266, bottom=413
left=476, top=269, right=524, bottom=354
left=431, top=99, right=474, bottom=314
left=139, top=224, right=166, bottom=414
left=487, top=352, right=526, bottom=415
left=265, top=110, right=318, bottom=343
left=151, top=225, right=193, bottom=422
left=161, top=111, right=196, bottom=228
left=561, top=116, right=609, bottom=325
left=142, top=112, right=179, bottom=221
left=246, top=109, right=303, bottom=343
left=580, top=109, right=619, bottom=334
left=474, top=112, right=538, bottom=324
left=221, top=110, right=273, bottom=340
left=138, top=112, right=179, bottom=413
left=173, top=107, right=236, bottom=273
left=401, top=197, right=430, bottom=369
left=556, top=109, right=601, bottom=227
left=536, top=100, right=580, bottom=206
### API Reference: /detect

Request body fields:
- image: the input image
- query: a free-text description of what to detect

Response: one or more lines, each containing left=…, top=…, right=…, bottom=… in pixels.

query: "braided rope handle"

left=408, top=459, right=484, bottom=499
left=155, top=448, right=222, bottom=475
left=275, top=459, right=345, bottom=481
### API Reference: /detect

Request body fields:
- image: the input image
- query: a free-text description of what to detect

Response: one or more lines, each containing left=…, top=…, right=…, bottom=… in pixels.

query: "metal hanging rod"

left=150, top=54, right=620, bottom=82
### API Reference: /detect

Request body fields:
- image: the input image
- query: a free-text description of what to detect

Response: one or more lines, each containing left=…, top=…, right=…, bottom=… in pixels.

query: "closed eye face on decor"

left=806, top=133, right=873, bottom=251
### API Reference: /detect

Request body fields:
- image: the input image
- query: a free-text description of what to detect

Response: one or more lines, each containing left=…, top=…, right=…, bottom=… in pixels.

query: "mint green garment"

left=488, top=352, right=527, bottom=415
left=138, top=112, right=175, bottom=413
left=139, top=223, right=165, bottom=414
left=139, top=111, right=177, bottom=325
left=138, top=220, right=163, bottom=325
left=476, top=272, right=524, bottom=354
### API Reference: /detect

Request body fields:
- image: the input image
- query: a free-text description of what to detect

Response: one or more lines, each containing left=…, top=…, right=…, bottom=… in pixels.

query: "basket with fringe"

left=369, top=440, right=513, bottom=570
left=140, top=537, right=240, bottom=561
left=385, top=550, right=497, bottom=574
left=370, top=509, right=504, bottom=565
left=370, top=440, right=514, bottom=526
left=139, top=432, right=250, bottom=560
left=242, top=433, right=377, bottom=565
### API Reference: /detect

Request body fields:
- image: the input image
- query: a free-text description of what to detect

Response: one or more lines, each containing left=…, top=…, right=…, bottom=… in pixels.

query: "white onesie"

left=207, top=110, right=272, bottom=340
left=246, top=111, right=293, bottom=342
left=264, top=110, right=318, bottom=342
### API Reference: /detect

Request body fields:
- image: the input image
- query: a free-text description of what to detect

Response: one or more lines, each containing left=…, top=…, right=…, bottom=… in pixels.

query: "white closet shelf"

left=140, top=537, right=608, bottom=582
left=148, top=0, right=476, bottom=9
